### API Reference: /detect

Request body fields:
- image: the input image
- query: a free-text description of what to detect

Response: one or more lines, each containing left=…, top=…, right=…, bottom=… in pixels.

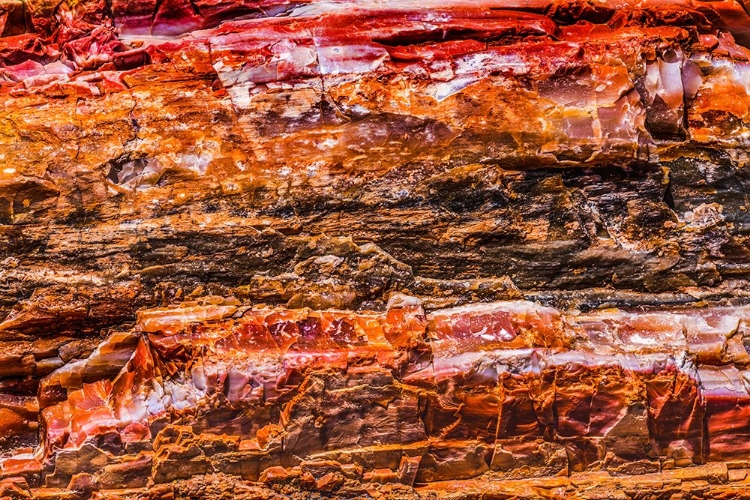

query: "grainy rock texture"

left=1, top=0, right=750, bottom=498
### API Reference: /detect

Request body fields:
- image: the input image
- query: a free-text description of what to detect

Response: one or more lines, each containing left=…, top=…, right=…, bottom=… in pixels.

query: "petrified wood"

left=2, top=0, right=750, bottom=498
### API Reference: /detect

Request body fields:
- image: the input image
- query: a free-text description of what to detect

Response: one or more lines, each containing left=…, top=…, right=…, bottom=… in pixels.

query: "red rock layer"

left=0, top=299, right=748, bottom=497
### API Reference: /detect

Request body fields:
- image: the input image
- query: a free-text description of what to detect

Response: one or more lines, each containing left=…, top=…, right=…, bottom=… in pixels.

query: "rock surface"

left=2, top=0, right=750, bottom=498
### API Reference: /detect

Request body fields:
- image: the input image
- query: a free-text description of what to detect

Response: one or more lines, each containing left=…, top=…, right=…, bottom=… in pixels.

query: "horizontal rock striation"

left=2, top=0, right=750, bottom=498
left=3, top=299, right=750, bottom=497
left=1, top=0, right=750, bottom=313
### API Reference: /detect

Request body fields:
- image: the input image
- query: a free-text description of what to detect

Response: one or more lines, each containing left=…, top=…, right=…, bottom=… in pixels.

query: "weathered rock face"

left=2, top=0, right=750, bottom=498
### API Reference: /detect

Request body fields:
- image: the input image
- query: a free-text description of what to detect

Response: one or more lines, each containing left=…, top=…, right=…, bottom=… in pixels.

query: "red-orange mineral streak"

left=0, top=300, right=746, bottom=495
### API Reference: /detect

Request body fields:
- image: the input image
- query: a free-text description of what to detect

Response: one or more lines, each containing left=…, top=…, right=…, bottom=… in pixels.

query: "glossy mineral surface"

left=2, top=0, right=750, bottom=498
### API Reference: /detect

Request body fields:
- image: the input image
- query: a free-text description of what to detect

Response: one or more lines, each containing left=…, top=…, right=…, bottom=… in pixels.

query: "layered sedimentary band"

left=2, top=0, right=750, bottom=311
left=2, top=0, right=750, bottom=498
left=1, top=299, right=750, bottom=497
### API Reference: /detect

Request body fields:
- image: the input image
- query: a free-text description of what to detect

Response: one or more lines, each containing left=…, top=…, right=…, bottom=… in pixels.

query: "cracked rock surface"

left=2, top=0, right=750, bottom=498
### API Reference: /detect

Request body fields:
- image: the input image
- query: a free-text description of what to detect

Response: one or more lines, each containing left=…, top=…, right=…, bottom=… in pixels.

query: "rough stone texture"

left=2, top=0, right=750, bottom=498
